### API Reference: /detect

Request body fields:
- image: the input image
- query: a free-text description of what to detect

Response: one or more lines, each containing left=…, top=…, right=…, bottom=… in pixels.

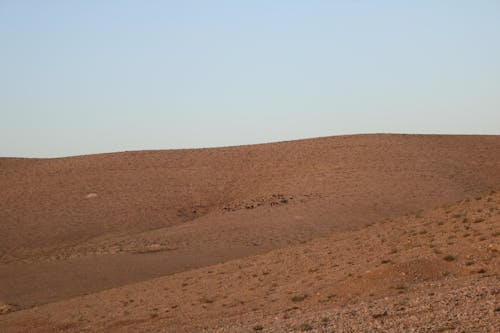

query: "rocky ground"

left=1, top=189, right=498, bottom=332
left=2, top=134, right=500, bottom=313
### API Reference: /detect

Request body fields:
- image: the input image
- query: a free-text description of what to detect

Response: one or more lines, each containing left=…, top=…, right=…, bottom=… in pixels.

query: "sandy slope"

left=1, top=134, right=500, bottom=320
left=1, top=188, right=498, bottom=332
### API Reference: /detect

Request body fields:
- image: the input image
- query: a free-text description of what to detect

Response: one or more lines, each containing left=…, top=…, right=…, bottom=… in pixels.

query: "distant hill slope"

left=1, top=134, right=499, bottom=253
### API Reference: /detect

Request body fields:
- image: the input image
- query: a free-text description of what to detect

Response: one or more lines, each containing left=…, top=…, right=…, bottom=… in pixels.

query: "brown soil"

left=0, top=134, right=499, bottom=332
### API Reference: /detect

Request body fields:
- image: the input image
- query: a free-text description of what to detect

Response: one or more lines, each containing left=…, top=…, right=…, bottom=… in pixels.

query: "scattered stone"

left=0, top=304, right=13, bottom=315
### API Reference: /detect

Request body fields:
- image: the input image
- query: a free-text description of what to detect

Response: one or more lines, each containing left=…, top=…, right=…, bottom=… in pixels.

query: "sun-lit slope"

left=1, top=134, right=500, bottom=256
left=2, top=190, right=498, bottom=332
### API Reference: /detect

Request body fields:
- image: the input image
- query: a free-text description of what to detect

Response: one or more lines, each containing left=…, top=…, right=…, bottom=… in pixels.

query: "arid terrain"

left=1, top=134, right=499, bottom=332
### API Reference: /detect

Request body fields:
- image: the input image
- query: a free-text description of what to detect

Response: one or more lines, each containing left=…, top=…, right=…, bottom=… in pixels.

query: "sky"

left=1, top=1, right=499, bottom=157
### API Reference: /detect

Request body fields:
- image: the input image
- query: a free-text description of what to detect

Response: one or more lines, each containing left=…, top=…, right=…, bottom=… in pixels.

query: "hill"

left=1, top=134, right=500, bottom=313
left=1, top=186, right=498, bottom=332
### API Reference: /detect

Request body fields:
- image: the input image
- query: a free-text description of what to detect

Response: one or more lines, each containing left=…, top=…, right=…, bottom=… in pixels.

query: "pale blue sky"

left=1, top=1, right=499, bottom=157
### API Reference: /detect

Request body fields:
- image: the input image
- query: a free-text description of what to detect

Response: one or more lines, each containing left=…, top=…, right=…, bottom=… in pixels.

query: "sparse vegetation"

left=299, top=323, right=313, bottom=331
left=291, top=294, right=308, bottom=302
left=372, top=311, right=388, bottom=319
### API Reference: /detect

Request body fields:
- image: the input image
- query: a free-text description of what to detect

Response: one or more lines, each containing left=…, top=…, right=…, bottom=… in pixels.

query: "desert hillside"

left=1, top=186, right=498, bottom=332
left=2, top=134, right=500, bottom=254
left=1, top=134, right=500, bottom=325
